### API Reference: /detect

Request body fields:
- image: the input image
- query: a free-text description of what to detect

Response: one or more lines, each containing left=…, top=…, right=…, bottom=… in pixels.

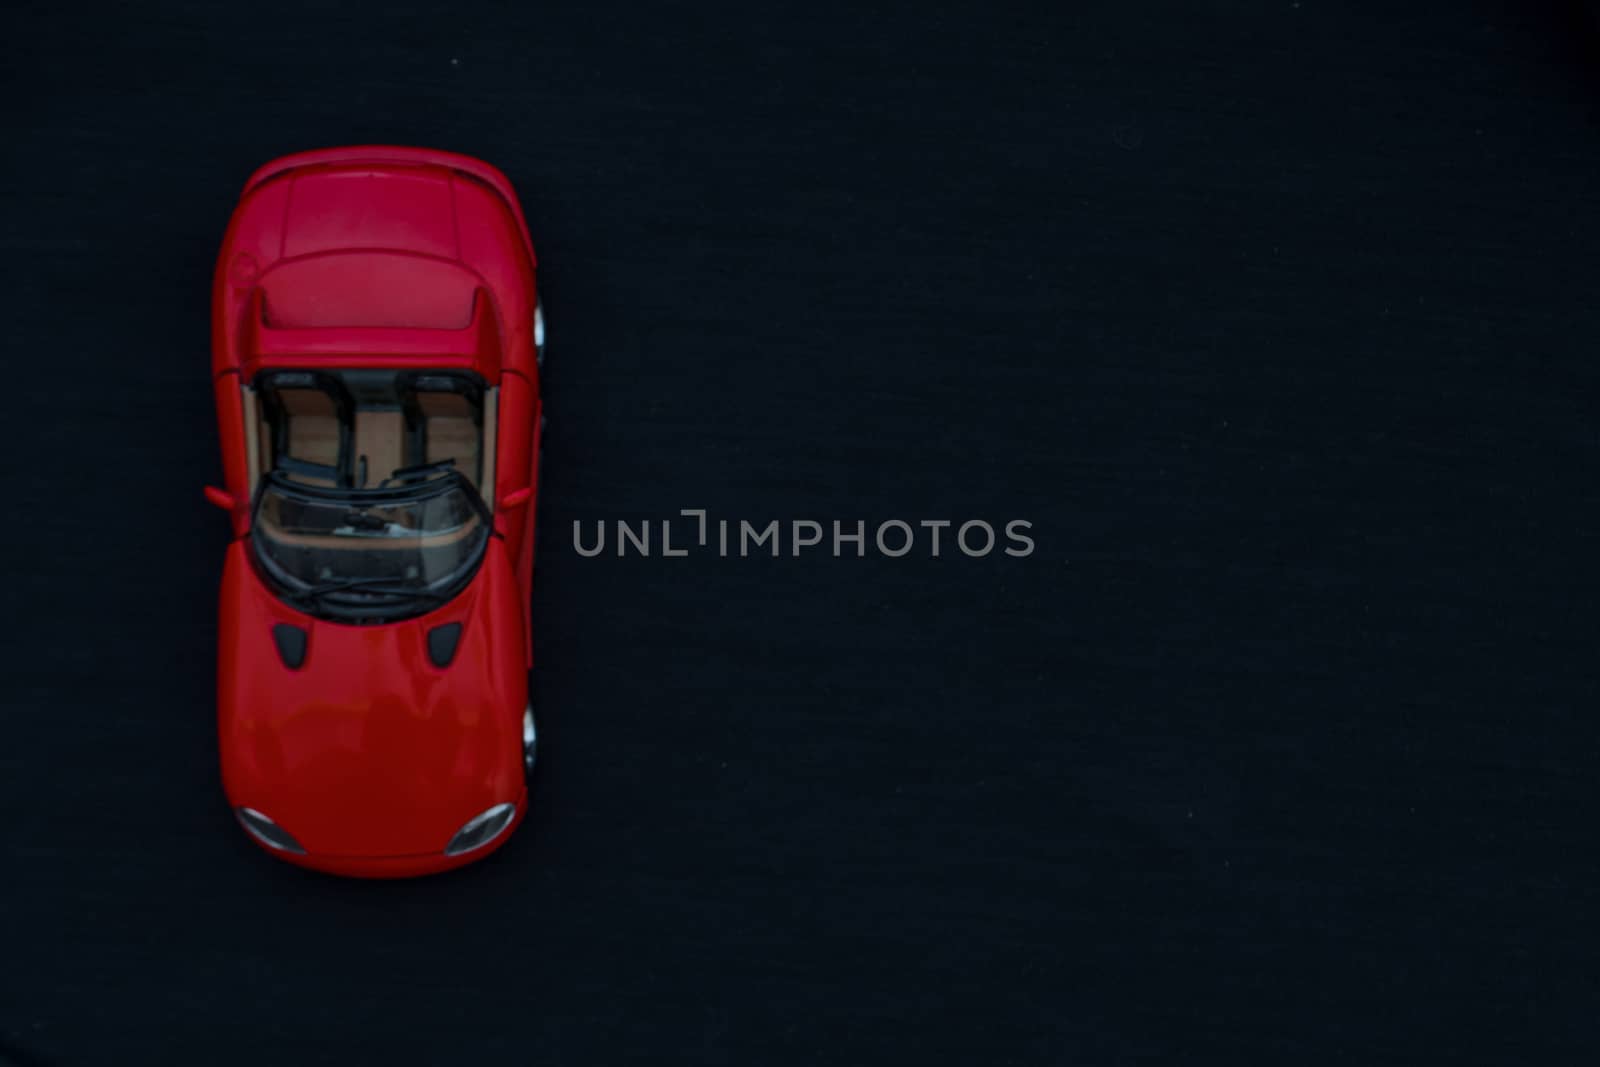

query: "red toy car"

left=205, top=147, right=544, bottom=877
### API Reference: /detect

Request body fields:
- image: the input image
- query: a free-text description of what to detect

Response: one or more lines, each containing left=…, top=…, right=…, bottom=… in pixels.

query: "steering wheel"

left=378, top=458, right=457, bottom=489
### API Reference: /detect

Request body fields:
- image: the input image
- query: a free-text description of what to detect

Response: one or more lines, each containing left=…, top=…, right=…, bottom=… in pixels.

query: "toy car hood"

left=216, top=538, right=529, bottom=859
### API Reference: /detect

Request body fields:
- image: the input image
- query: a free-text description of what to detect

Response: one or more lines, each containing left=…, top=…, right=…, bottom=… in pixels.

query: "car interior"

left=250, top=369, right=491, bottom=494
left=247, top=369, right=497, bottom=555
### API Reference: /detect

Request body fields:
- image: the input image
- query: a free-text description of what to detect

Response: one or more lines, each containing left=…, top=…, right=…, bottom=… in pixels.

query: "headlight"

left=236, top=807, right=306, bottom=854
left=444, top=803, right=517, bottom=856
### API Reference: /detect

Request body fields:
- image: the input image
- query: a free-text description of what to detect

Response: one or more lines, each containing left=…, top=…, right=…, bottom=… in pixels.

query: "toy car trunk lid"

left=212, top=152, right=538, bottom=383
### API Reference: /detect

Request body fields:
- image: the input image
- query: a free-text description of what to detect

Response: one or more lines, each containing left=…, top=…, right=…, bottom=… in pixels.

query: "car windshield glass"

left=252, top=471, right=490, bottom=619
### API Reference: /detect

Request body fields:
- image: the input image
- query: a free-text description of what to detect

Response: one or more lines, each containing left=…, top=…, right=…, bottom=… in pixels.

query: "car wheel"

left=522, top=699, right=538, bottom=782
left=534, top=300, right=545, bottom=367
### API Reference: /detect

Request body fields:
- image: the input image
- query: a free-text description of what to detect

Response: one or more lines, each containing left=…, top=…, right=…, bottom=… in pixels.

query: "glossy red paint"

left=209, top=147, right=543, bottom=877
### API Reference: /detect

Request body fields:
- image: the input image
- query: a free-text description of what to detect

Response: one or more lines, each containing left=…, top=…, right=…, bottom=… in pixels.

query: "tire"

left=522, top=699, right=538, bottom=783
left=534, top=300, right=546, bottom=367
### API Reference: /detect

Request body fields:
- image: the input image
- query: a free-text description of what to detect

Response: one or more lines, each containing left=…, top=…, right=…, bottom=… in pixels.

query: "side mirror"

left=498, top=487, right=533, bottom=511
left=204, top=485, right=236, bottom=511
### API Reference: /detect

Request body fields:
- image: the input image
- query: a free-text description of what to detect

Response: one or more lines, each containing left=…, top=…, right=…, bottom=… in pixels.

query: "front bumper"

left=236, top=790, right=527, bottom=879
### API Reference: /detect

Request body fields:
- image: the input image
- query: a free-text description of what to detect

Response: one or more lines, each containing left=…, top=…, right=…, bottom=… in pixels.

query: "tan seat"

left=274, top=387, right=343, bottom=487
left=417, top=391, right=481, bottom=489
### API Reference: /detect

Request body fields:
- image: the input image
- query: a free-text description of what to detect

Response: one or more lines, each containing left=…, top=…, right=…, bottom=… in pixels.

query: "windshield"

left=251, top=470, right=491, bottom=622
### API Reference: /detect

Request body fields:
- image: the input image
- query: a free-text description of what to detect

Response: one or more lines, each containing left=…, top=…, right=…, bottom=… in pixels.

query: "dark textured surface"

left=2, top=1, right=1596, bottom=1063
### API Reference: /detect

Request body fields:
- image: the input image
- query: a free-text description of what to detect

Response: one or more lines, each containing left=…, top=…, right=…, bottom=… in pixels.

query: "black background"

left=2, top=1, right=1596, bottom=1063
